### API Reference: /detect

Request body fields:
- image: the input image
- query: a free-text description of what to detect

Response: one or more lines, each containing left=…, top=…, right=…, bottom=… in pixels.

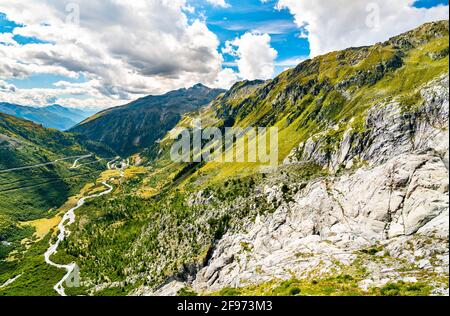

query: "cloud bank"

left=0, top=0, right=227, bottom=108
left=277, top=0, right=449, bottom=57
left=0, top=0, right=448, bottom=109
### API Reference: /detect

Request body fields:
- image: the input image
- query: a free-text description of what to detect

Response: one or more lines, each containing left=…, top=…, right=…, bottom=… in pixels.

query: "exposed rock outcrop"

left=130, top=23, right=450, bottom=296
left=190, top=75, right=449, bottom=294
left=284, top=74, right=449, bottom=171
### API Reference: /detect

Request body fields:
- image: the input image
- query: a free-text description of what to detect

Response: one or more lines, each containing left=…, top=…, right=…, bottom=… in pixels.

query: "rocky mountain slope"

left=70, top=84, right=224, bottom=156
left=0, top=103, right=94, bottom=131
left=188, top=74, right=449, bottom=296
left=175, top=22, right=449, bottom=296
left=132, top=72, right=448, bottom=296
left=1, top=21, right=447, bottom=297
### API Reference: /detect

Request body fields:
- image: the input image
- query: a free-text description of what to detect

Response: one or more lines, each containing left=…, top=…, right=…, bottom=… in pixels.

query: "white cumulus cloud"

left=0, top=80, right=16, bottom=92
left=0, top=0, right=227, bottom=108
left=277, top=0, right=449, bottom=57
left=223, top=32, right=278, bottom=80
left=206, top=0, right=231, bottom=8
left=0, top=33, right=16, bottom=46
left=212, top=68, right=240, bottom=89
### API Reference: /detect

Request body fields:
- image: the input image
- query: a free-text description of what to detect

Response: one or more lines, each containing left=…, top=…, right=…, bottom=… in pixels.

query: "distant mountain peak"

left=70, top=84, right=225, bottom=155
left=46, top=104, right=64, bottom=109
left=179, top=83, right=224, bottom=95
left=190, top=83, right=214, bottom=91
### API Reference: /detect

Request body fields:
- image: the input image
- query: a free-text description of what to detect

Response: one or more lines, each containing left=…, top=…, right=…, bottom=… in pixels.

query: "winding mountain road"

left=0, top=154, right=94, bottom=174
left=70, top=154, right=93, bottom=169
left=0, top=274, right=22, bottom=289
left=106, top=158, right=120, bottom=171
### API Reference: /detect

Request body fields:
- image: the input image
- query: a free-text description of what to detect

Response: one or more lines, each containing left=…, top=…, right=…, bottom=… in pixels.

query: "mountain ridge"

left=0, top=112, right=115, bottom=219
left=0, top=102, right=95, bottom=131
left=0, top=112, right=117, bottom=271
left=70, top=84, right=225, bottom=156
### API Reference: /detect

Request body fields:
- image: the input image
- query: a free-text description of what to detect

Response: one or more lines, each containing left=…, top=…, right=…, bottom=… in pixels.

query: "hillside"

left=18, top=21, right=444, bottom=297
left=0, top=112, right=116, bottom=264
left=0, top=103, right=95, bottom=131
left=70, top=84, right=224, bottom=156
left=1, top=21, right=448, bottom=297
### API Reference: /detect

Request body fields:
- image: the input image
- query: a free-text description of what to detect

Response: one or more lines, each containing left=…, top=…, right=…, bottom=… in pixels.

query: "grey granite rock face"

left=138, top=75, right=449, bottom=296
left=192, top=150, right=448, bottom=293
left=284, top=74, right=449, bottom=172
left=190, top=75, right=449, bottom=294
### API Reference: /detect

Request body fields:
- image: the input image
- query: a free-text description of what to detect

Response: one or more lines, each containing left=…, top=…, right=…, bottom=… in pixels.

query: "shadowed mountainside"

left=70, top=84, right=224, bottom=156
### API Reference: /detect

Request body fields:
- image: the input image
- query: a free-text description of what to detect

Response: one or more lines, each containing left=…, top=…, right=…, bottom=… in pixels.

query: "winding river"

left=44, top=181, right=113, bottom=296
left=44, top=157, right=124, bottom=296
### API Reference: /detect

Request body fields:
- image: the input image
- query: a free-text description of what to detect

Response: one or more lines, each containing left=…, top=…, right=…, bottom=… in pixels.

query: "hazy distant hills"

left=70, top=84, right=225, bottom=156
left=0, top=103, right=96, bottom=131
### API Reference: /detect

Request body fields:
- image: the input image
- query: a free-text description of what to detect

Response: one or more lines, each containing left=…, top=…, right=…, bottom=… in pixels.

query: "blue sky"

left=1, top=1, right=310, bottom=91
left=191, top=0, right=310, bottom=73
left=414, top=0, right=449, bottom=7
left=0, top=14, right=49, bottom=45
left=0, top=0, right=448, bottom=108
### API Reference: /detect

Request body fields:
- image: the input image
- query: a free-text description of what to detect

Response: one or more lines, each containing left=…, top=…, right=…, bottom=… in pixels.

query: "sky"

left=0, top=0, right=448, bottom=109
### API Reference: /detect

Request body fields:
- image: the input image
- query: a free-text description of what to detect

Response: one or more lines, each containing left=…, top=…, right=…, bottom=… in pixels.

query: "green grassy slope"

left=0, top=113, right=115, bottom=261
left=42, top=21, right=449, bottom=296
left=144, top=21, right=449, bottom=186
left=193, top=20, right=449, bottom=182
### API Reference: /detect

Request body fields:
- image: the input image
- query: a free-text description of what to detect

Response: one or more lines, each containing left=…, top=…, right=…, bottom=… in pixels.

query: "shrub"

left=380, top=283, right=401, bottom=296
left=178, top=287, right=198, bottom=297
left=289, top=287, right=301, bottom=296
left=219, top=287, right=242, bottom=296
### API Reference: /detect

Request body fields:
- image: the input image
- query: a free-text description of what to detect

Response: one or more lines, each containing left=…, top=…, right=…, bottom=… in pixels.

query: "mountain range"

left=70, top=84, right=225, bottom=156
left=0, top=20, right=448, bottom=297
left=0, top=103, right=96, bottom=131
